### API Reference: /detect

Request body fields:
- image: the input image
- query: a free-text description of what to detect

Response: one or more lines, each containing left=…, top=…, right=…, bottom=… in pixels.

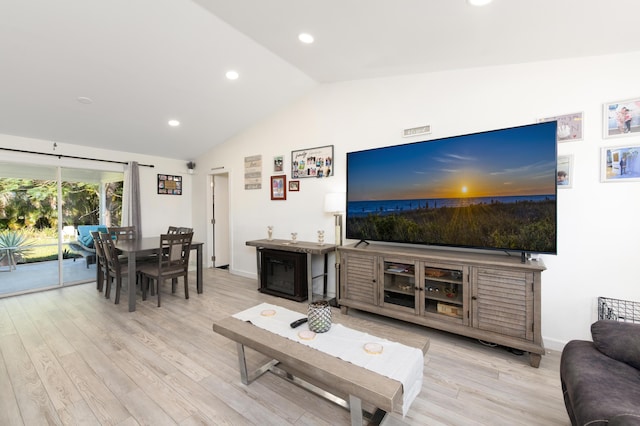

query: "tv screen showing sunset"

left=346, top=121, right=558, bottom=254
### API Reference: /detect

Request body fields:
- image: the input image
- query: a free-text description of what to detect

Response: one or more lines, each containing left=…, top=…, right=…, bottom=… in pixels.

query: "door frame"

left=207, top=168, right=232, bottom=270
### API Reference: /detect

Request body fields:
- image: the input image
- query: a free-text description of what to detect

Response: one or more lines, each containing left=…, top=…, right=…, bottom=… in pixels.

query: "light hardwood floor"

left=0, top=268, right=570, bottom=425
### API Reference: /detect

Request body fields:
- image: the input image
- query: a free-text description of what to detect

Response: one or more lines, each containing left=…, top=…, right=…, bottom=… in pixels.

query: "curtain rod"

left=0, top=147, right=155, bottom=168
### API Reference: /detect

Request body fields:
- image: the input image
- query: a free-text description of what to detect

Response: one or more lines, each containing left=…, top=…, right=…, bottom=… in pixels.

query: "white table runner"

left=233, top=302, right=424, bottom=416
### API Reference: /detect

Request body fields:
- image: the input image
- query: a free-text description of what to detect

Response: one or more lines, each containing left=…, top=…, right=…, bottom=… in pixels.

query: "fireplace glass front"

left=259, top=249, right=307, bottom=301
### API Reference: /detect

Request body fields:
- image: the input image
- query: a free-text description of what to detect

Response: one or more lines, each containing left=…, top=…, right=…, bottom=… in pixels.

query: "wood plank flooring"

left=0, top=268, right=570, bottom=425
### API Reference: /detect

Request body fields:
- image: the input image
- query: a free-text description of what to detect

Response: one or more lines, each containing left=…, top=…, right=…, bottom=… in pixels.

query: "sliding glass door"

left=0, top=163, right=60, bottom=293
left=60, top=167, right=124, bottom=286
left=0, top=161, right=124, bottom=296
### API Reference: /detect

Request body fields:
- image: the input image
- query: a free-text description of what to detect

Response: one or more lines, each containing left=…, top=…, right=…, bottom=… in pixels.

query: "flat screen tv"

left=346, top=121, right=558, bottom=255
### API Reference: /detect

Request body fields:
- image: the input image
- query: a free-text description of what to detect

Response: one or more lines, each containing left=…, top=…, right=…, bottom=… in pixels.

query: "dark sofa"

left=560, top=320, right=640, bottom=426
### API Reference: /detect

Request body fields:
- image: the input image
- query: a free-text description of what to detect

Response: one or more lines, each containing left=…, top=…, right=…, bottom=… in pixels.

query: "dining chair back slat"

left=107, top=226, right=136, bottom=241
left=167, top=226, right=193, bottom=235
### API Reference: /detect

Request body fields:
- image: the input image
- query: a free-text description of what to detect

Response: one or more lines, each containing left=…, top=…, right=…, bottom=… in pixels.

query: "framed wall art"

left=291, top=145, right=333, bottom=178
left=603, top=97, right=640, bottom=138
left=289, top=180, right=299, bottom=191
left=244, top=155, right=262, bottom=190
left=274, top=155, right=284, bottom=172
left=600, top=145, right=640, bottom=182
left=557, top=155, right=573, bottom=188
left=271, top=175, right=287, bottom=200
left=538, top=112, right=583, bottom=142
left=157, top=174, right=182, bottom=195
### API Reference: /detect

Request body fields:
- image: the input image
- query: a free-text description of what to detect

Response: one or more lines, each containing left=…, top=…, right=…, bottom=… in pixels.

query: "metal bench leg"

left=349, top=394, right=363, bottom=426
left=235, top=343, right=278, bottom=385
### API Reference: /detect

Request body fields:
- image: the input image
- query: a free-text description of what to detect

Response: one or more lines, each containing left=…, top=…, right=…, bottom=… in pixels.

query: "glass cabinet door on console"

left=380, top=260, right=417, bottom=312
left=422, top=263, right=468, bottom=325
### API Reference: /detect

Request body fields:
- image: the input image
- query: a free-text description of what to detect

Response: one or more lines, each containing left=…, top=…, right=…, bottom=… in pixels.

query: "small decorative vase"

left=317, top=230, right=325, bottom=245
left=267, top=225, right=273, bottom=241
left=291, top=232, right=298, bottom=244
left=308, top=300, right=331, bottom=333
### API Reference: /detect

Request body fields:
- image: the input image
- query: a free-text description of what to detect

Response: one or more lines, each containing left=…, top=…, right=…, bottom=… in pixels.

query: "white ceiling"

left=1, top=0, right=639, bottom=162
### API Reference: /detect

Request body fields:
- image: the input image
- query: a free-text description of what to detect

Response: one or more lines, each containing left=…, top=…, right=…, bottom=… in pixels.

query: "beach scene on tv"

left=346, top=123, right=558, bottom=254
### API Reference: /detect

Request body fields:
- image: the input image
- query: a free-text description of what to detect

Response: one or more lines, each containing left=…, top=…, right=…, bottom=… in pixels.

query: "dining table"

left=114, top=237, right=203, bottom=312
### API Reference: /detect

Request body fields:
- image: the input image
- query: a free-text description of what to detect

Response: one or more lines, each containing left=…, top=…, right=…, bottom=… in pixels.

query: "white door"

left=212, top=173, right=230, bottom=268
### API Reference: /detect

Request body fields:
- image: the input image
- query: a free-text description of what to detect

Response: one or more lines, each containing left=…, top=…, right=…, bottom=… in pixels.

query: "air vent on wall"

left=402, top=125, right=431, bottom=138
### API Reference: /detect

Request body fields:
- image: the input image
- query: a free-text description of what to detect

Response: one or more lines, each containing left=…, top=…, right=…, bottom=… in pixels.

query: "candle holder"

left=308, top=300, right=332, bottom=333
left=267, top=225, right=273, bottom=241
left=317, top=230, right=325, bottom=245
left=290, top=232, right=298, bottom=244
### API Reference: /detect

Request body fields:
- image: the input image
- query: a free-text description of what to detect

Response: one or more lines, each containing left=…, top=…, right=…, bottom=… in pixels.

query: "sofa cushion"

left=561, top=340, right=640, bottom=426
left=592, top=320, right=640, bottom=370
left=80, top=233, right=94, bottom=248
left=610, top=414, right=640, bottom=426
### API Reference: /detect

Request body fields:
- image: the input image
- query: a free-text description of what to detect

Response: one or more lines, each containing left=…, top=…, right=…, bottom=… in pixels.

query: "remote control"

left=290, top=318, right=308, bottom=328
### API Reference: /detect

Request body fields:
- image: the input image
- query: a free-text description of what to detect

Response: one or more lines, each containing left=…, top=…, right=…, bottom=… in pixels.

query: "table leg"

left=196, top=244, right=203, bottom=294
left=307, top=253, right=313, bottom=302
left=255, top=248, right=262, bottom=289
left=128, top=251, right=137, bottom=312
left=323, top=252, right=328, bottom=299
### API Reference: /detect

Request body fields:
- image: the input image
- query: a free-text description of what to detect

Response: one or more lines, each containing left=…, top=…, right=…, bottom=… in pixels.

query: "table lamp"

left=324, top=192, right=346, bottom=246
left=324, top=192, right=345, bottom=307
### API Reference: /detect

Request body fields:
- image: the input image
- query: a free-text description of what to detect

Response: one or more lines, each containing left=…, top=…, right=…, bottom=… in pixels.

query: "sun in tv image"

left=346, top=122, right=558, bottom=254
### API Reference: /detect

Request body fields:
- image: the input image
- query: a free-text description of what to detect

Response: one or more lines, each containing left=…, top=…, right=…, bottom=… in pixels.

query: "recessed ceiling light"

left=168, top=120, right=180, bottom=127
left=467, top=0, right=493, bottom=5
left=298, top=33, right=314, bottom=44
left=225, top=70, right=239, bottom=80
left=77, top=96, right=93, bottom=104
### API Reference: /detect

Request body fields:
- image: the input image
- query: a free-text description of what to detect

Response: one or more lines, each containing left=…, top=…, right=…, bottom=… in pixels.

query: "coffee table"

left=212, top=300, right=429, bottom=425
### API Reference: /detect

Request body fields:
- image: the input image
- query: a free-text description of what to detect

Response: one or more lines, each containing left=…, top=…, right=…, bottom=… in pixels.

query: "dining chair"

left=108, top=225, right=158, bottom=265
left=90, top=231, right=107, bottom=292
left=100, top=231, right=138, bottom=304
left=167, top=226, right=193, bottom=234
left=107, top=226, right=136, bottom=241
left=138, top=232, right=193, bottom=307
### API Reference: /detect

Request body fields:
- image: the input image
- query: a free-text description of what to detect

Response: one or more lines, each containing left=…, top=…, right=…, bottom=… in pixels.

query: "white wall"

left=0, top=134, right=194, bottom=238
left=194, top=51, right=640, bottom=350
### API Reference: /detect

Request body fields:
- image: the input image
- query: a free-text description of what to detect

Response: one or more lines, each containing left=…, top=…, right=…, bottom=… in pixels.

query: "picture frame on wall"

left=274, top=155, right=284, bottom=172
left=289, top=180, right=299, bottom=191
left=538, top=112, right=583, bottom=142
left=270, top=175, right=287, bottom=200
left=557, top=155, right=573, bottom=188
left=157, top=174, right=182, bottom=195
left=603, top=97, right=640, bottom=138
left=600, top=145, right=640, bottom=182
left=291, top=145, right=334, bottom=178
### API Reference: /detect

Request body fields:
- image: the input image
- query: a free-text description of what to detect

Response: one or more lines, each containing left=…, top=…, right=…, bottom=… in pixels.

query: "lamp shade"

left=324, top=192, right=346, bottom=213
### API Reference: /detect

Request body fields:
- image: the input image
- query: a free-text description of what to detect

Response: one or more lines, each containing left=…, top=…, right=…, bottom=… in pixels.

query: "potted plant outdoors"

left=0, top=230, right=35, bottom=271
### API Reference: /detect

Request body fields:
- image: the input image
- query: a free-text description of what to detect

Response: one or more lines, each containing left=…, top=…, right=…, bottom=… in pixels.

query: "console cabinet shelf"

left=339, top=243, right=546, bottom=367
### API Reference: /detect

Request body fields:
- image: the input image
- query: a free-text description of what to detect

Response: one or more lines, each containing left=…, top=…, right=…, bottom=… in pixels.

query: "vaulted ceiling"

left=1, top=0, right=639, bottom=161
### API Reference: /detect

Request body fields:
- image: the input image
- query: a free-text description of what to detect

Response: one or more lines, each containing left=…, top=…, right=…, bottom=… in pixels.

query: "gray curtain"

left=122, top=161, right=142, bottom=239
